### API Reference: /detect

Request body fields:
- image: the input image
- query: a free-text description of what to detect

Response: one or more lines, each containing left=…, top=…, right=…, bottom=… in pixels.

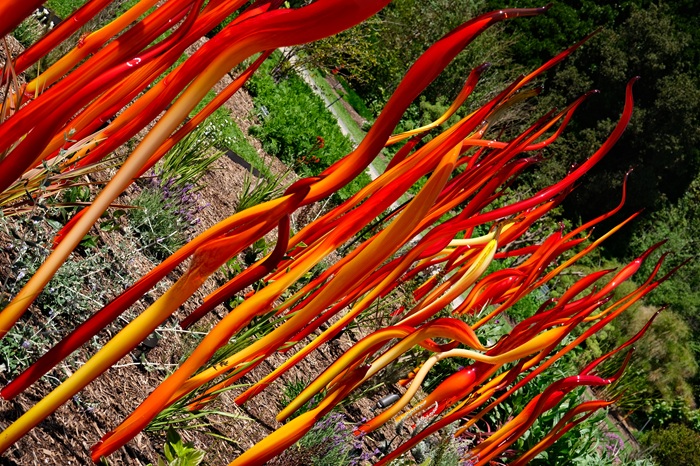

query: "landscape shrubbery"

left=642, top=423, right=700, bottom=466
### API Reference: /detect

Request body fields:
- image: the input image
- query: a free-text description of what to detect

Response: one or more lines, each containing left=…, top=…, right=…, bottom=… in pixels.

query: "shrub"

left=0, top=212, right=134, bottom=375
left=128, top=181, right=201, bottom=261
left=643, top=423, right=700, bottom=466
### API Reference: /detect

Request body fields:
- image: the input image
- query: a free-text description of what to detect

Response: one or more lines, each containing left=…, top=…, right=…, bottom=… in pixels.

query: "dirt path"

left=298, top=67, right=356, bottom=141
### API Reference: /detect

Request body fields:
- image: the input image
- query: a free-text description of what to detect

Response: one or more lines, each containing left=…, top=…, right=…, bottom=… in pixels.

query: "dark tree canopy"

left=300, top=0, right=700, bottom=415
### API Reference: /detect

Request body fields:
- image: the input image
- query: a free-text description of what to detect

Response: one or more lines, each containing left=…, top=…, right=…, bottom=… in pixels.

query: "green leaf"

left=99, top=220, right=118, bottom=232
left=80, top=235, right=98, bottom=249
left=161, top=428, right=205, bottom=466
left=46, top=219, right=63, bottom=230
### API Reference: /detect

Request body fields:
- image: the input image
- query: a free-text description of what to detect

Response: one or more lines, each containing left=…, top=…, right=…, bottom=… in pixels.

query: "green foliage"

left=279, top=378, right=317, bottom=420
left=304, top=0, right=523, bottom=108
left=153, top=428, right=206, bottom=466
left=147, top=389, right=248, bottom=439
left=57, top=184, right=92, bottom=222
left=156, top=121, right=224, bottom=190
left=571, top=447, right=656, bottom=466
left=46, top=0, right=87, bottom=19
left=507, top=288, right=547, bottom=322
left=483, top=0, right=620, bottom=69
left=296, top=15, right=387, bottom=99
left=109, top=428, right=206, bottom=466
left=642, top=423, right=700, bottom=466
left=12, top=16, right=45, bottom=47
left=337, top=171, right=373, bottom=202
left=246, top=53, right=371, bottom=201
left=512, top=3, right=700, bottom=250
left=628, top=308, right=697, bottom=405
left=247, top=55, right=353, bottom=170
left=643, top=399, right=700, bottom=433
left=510, top=377, right=599, bottom=465
left=629, top=177, right=700, bottom=326
left=226, top=119, right=273, bottom=179
left=599, top=307, right=698, bottom=418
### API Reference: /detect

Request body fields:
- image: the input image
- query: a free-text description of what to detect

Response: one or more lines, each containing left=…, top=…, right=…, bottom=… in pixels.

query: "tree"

left=302, top=0, right=524, bottom=107
left=630, top=176, right=700, bottom=328
left=505, top=4, right=700, bottom=255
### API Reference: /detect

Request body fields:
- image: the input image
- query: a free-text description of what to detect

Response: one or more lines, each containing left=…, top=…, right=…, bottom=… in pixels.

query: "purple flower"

left=604, top=432, right=624, bottom=456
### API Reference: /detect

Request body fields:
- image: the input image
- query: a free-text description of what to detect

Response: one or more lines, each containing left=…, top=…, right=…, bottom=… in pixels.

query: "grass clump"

left=12, top=15, right=46, bottom=48
left=278, top=378, right=317, bottom=421
left=157, top=121, right=224, bottom=190
left=236, top=170, right=286, bottom=213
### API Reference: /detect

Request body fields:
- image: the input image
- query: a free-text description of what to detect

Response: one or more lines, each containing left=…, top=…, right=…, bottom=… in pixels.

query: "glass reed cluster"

left=0, top=1, right=666, bottom=464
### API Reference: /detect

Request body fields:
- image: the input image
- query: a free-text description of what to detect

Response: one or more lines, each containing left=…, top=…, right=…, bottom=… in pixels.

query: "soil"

left=0, top=36, right=26, bottom=115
